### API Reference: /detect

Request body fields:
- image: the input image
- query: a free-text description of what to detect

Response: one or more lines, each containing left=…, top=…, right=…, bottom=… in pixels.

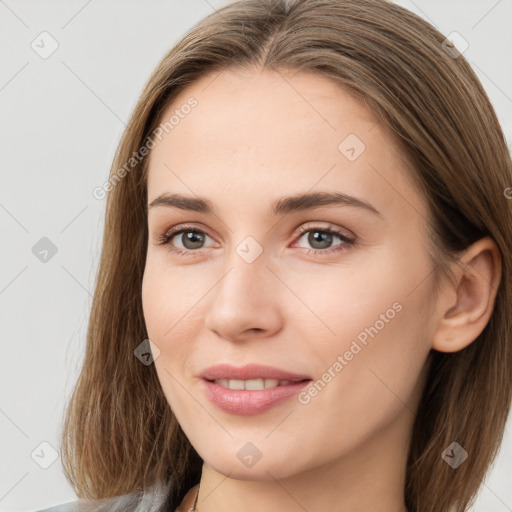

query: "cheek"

left=292, top=299, right=430, bottom=460
left=312, top=241, right=433, bottom=347
left=141, top=262, right=210, bottom=405
left=142, top=261, right=201, bottom=341
left=141, top=268, right=165, bottom=342
left=290, top=244, right=432, bottom=414
left=279, top=250, right=404, bottom=345
left=141, top=267, right=198, bottom=414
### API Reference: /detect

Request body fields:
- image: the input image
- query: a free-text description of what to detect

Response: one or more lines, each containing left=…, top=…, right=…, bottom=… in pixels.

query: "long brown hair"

left=60, top=1, right=512, bottom=511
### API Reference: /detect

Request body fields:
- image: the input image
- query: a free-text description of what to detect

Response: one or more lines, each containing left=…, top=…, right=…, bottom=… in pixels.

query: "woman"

left=40, top=0, right=512, bottom=511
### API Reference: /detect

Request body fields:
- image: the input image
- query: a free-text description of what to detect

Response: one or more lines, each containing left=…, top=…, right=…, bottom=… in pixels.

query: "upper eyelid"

left=161, top=221, right=350, bottom=237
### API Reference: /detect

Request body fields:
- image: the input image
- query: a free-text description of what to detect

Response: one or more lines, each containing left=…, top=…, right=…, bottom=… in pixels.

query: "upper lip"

left=200, top=363, right=312, bottom=382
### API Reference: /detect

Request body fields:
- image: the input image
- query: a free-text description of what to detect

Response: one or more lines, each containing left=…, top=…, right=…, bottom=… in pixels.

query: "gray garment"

left=34, top=494, right=139, bottom=512
left=34, top=483, right=173, bottom=512
left=35, top=502, right=79, bottom=512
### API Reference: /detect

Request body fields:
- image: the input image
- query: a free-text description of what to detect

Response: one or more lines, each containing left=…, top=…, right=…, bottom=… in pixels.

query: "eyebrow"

left=147, top=191, right=382, bottom=218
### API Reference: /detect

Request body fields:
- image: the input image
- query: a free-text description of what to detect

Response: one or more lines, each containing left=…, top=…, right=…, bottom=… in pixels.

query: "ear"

left=432, top=237, right=502, bottom=353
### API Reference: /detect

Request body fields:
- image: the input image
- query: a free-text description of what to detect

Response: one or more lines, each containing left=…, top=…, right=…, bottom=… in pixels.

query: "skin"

left=141, top=67, right=501, bottom=512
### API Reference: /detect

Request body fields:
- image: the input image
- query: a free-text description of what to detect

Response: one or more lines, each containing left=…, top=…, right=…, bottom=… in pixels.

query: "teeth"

left=213, top=378, right=294, bottom=390
left=245, top=378, right=279, bottom=390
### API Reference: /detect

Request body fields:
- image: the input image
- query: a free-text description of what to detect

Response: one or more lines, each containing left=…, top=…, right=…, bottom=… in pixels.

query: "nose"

left=204, top=252, right=283, bottom=342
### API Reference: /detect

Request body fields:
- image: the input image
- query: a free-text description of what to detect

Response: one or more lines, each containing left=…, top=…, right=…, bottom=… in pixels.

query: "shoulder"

left=34, top=482, right=176, bottom=512
left=34, top=480, right=183, bottom=512
left=34, top=500, right=82, bottom=512
left=34, top=493, right=142, bottom=512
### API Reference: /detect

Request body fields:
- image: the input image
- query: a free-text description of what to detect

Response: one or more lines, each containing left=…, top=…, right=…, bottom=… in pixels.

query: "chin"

left=197, top=442, right=309, bottom=481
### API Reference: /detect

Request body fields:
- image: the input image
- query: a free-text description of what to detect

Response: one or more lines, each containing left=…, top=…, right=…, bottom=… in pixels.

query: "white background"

left=1, top=1, right=511, bottom=511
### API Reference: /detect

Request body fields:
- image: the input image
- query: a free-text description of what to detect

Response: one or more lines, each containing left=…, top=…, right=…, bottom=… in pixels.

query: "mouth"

left=199, top=363, right=313, bottom=415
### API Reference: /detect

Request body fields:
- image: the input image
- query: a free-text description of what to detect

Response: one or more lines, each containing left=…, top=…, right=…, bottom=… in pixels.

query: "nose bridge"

left=219, top=234, right=269, bottom=302
left=204, top=234, right=282, bottom=338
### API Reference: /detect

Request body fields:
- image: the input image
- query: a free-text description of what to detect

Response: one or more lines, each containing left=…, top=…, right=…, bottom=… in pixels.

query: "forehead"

left=146, top=67, right=426, bottom=223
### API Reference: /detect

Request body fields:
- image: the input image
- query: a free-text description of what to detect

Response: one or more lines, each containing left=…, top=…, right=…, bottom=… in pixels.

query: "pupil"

left=183, top=231, right=204, bottom=249
left=309, top=231, right=331, bottom=249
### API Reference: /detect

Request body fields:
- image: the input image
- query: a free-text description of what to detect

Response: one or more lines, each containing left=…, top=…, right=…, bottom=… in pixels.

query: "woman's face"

left=142, top=67, right=437, bottom=480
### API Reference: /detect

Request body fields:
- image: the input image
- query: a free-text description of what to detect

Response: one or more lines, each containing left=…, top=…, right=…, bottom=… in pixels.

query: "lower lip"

left=201, top=378, right=311, bottom=415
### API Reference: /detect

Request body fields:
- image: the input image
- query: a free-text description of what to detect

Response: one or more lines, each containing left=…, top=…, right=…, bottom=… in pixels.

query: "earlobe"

left=431, top=237, right=501, bottom=354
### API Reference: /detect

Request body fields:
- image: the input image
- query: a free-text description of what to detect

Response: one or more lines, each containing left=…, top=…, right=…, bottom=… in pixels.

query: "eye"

left=156, top=224, right=215, bottom=256
left=156, top=223, right=355, bottom=257
left=293, top=224, right=355, bottom=256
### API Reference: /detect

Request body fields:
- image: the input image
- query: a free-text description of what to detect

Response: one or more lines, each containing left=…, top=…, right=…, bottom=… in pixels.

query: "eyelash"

left=156, top=223, right=355, bottom=257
